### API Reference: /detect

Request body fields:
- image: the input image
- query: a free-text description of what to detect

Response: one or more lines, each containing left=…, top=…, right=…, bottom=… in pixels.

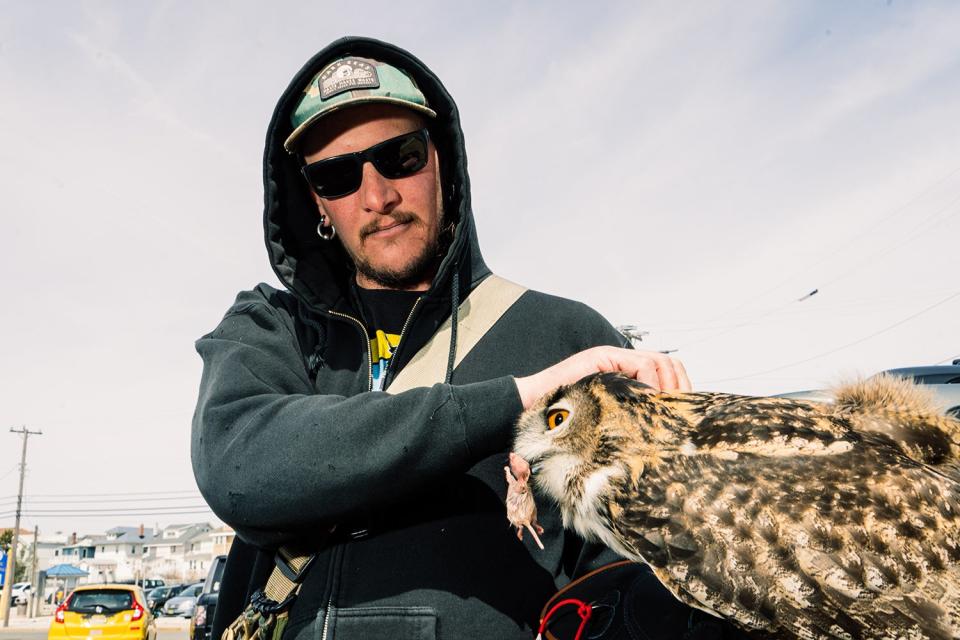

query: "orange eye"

left=547, top=409, right=570, bottom=430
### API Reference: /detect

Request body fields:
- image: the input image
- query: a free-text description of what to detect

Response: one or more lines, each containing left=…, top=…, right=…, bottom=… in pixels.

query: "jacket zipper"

left=316, top=297, right=423, bottom=637
left=320, top=595, right=333, bottom=640
left=319, top=543, right=344, bottom=640
left=383, top=296, right=424, bottom=390
left=327, top=310, right=374, bottom=391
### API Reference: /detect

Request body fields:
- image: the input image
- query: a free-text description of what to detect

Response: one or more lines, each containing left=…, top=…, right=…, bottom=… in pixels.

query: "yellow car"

left=48, top=584, right=157, bottom=640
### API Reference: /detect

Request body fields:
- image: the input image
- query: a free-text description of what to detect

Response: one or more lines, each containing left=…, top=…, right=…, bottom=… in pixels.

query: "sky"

left=1, top=1, right=959, bottom=537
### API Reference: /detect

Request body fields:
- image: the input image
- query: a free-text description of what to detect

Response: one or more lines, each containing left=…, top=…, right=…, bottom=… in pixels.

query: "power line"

left=681, top=164, right=960, bottom=330
left=2, top=512, right=213, bottom=519
left=0, top=495, right=203, bottom=506
left=677, top=203, right=958, bottom=353
left=0, top=489, right=201, bottom=500
left=815, top=198, right=960, bottom=292
left=651, top=288, right=960, bottom=333
left=703, top=289, right=960, bottom=384
left=13, top=510, right=215, bottom=519
left=0, top=504, right=210, bottom=516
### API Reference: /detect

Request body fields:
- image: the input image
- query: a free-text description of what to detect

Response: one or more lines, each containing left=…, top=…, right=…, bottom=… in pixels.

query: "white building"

left=85, top=527, right=157, bottom=583
left=142, top=523, right=213, bottom=583
left=41, top=522, right=230, bottom=588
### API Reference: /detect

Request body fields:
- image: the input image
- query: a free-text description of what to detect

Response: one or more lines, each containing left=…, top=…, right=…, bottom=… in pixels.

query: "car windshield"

left=146, top=587, right=165, bottom=598
left=68, top=590, right=133, bottom=613
left=185, top=584, right=202, bottom=597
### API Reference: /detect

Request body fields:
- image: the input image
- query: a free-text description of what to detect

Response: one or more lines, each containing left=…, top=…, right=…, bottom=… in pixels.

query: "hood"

left=262, top=36, right=489, bottom=311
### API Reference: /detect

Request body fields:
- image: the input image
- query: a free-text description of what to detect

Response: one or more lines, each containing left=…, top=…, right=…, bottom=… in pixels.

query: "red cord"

left=538, top=597, right=592, bottom=640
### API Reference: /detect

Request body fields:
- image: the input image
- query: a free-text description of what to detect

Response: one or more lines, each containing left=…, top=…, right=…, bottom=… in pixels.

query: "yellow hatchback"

left=48, top=584, right=156, bottom=640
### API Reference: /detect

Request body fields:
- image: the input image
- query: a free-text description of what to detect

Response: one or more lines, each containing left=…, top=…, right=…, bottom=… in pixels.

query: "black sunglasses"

left=300, top=128, right=430, bottom=199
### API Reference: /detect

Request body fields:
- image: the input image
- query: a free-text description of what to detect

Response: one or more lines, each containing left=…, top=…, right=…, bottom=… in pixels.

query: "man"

left=192, top=37, right=708, bottom=640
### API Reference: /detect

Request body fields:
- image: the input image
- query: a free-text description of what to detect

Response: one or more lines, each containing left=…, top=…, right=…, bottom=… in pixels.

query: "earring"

left=317, top=215, right=336, bottom=241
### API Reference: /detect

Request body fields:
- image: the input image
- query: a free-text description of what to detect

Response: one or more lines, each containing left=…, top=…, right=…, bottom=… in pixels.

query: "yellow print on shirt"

left=370, top=330, right=401, bottom=390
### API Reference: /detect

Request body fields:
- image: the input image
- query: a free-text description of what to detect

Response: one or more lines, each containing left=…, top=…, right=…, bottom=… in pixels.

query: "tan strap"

left=386, top=274, right=527, bottom=394
left=262, top=548, right=312, bottom=604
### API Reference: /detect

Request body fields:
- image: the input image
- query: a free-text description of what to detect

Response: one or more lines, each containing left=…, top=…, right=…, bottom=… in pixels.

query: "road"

left=0, top=617, right=188, bottom=640
left=0, top=632, right=187, bottom=640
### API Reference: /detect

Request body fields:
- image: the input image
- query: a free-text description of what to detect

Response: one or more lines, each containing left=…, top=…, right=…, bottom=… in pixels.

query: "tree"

left=0, top=530, right=29, bottom=583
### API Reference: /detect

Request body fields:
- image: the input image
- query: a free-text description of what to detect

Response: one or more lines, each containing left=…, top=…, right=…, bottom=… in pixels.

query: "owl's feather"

left=513, top=373, right=960, bottom=640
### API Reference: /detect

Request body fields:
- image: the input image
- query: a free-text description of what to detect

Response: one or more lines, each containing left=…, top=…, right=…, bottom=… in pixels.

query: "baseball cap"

left=284, top=56, right=437, bottom=153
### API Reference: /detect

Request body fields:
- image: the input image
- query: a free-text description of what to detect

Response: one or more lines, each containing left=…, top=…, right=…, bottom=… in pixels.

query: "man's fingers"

left=630, top=358, right=661, bottom=391
left=654, top=355, right=679, bottom=391
left=613, top=349, right=690, bottom=392
left=517, top=346, right=693, bottom=408
left=673, top=358, right=692, bottom=392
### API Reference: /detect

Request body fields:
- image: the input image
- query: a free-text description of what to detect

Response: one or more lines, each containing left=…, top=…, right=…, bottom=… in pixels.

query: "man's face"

left=301, top=104, right=444, bottom=291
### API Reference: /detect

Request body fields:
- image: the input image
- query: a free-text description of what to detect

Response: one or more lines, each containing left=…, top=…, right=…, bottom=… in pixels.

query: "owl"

left=512, top=372, right=960, bottom=640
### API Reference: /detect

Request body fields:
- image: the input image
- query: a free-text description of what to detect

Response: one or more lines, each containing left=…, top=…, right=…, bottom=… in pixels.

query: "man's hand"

left=514, top=346, right=691, bottom=410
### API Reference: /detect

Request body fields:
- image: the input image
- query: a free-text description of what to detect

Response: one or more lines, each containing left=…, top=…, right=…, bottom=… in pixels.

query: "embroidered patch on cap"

left=318, top=58, right=380, bottom=99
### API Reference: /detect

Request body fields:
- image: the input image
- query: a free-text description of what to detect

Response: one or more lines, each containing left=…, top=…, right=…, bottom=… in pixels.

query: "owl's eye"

left=547, top=409, right=570, bottom=430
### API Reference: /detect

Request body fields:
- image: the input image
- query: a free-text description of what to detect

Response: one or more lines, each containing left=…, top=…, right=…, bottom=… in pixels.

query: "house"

left=211, top=526, right=236, bottom=557
left=37, top=522, right=231, bottom=587
left=142, top=523, right=213, bottom=583
left=84, top=527, right=158, bottom=583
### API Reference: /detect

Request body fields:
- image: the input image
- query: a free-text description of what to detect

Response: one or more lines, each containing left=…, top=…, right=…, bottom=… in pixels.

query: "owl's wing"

left=610, top=400, right=960, bottom=639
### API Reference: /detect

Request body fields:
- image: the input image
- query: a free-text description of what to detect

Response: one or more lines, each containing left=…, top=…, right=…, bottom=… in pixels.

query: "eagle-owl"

left=512, top=372, right=960, bottom=640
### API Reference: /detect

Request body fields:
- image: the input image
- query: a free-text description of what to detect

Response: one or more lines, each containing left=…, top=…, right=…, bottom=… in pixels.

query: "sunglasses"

left=300, top=128, right=430, bottom=199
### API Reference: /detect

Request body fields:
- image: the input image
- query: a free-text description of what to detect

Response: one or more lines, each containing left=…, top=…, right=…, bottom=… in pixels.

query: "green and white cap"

left=284, top=56, right=437, bottom=153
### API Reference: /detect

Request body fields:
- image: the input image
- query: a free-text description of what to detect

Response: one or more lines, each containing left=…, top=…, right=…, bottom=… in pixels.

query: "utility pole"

left=1, top=426, right=42, bottom=628
left=29, top=526, right=38, bottom=618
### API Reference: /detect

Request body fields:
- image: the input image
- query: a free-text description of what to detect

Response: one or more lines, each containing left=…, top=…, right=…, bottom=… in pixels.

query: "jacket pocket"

left=327, top=606, right=438, bottom=640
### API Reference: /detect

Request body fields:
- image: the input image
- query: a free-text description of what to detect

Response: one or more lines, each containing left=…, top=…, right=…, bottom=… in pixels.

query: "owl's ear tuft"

left=593, top=372, right=653, bottom=405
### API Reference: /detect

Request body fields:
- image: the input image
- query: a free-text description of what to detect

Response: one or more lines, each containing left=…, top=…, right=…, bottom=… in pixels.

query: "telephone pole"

left=29, top=526, right=38, bottom=618
left=1, top=426, right=42, bottom=628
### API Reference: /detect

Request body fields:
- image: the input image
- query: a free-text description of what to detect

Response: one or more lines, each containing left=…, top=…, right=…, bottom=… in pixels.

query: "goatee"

left=354, top=213, right=452, bottom=290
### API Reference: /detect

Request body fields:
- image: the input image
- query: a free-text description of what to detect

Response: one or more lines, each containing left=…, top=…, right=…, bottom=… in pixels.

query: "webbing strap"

left=387, top=274, right=527, bottom=394
left=263, top=548, right=312, bottom=604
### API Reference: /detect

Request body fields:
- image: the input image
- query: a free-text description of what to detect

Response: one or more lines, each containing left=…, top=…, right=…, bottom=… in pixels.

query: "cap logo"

left=318, top=58, right=380, bottom=100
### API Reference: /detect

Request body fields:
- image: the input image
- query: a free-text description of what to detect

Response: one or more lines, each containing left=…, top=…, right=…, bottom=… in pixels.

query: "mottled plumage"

left=512, top=373, right=960, bottom=640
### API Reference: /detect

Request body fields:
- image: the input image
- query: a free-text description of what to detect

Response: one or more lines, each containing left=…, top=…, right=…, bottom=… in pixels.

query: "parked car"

left=161, top=582, right=203, bottom=618
left=146, top=584, right=187, bottom=614
left=118, top=578, right=166, bottom=591
left=190, top=555, right=227, bottom=640
left=143, top=579, right=165, bottom=591
left=11, top=582, right=31, bottom=605
left=775, top=365, right=960, bottom=417
left=48, top=583, right=156, bottom=640
left=884, top=364, right=960, bottom=386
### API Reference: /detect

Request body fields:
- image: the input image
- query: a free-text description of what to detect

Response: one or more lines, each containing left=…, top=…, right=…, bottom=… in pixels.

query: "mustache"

left=359, top=212, right=418, bottom=240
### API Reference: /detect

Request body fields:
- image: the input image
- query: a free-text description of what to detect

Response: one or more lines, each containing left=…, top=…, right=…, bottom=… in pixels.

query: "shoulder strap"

left=386, top=274, right=527, bottom=394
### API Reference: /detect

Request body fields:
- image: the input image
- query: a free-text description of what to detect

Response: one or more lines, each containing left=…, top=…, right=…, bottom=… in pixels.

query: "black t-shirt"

left=354, top=286, right=421, bottom=390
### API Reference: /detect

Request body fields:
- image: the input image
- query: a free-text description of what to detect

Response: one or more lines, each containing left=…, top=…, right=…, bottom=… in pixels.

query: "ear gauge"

left=317, top=215, right=336, bottom=240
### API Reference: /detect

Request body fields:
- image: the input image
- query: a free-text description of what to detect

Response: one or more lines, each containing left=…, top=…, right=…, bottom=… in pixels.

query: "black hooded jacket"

left=191, top=37, right=713, bottom=640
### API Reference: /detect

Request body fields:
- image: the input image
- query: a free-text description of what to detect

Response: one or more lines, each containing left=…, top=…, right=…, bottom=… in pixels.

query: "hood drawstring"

left=444, top=267, right=460, bottom=384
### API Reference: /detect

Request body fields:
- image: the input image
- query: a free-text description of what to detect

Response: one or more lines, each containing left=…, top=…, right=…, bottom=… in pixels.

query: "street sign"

left=0, top=551, right=7, bottom=588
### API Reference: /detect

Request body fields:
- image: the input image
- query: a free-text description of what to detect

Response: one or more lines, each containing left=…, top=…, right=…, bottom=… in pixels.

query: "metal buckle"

left=273, top=551, right=316, bottom=584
